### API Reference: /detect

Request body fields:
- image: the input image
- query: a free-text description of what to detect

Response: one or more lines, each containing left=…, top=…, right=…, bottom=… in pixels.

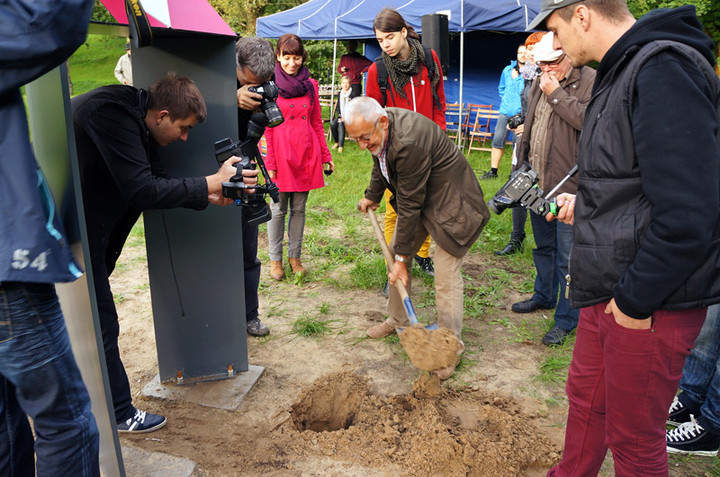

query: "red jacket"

left=264, top=79, right=332, bottom=192
left=366, top=49, right=446, bottom=130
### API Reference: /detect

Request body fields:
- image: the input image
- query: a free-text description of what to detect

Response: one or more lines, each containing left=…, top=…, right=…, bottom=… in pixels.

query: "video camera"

left=214, top=113, right=280, bottom=226
left=487, top=162, right=578, bottom=216
left=247, top=81, right=284, bottom=128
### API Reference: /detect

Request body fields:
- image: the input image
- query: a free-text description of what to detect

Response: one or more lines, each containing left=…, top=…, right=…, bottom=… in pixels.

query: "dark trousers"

left=330, top=119, right=346, bottom=147
left=242, top=215, right=260, bottom=322
left=92, top=255, right=135, bottom=423
left=529, top=212, right=578, bottom=331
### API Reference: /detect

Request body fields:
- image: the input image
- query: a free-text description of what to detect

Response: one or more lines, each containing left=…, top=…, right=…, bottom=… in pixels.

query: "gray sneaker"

left=247, top=318, right=270, bottom=337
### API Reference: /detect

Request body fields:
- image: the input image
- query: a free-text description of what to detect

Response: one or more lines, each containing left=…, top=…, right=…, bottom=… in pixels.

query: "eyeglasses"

left=351, top=118, right=380, bottom=143
left=537, top=53, right=566, bottom=67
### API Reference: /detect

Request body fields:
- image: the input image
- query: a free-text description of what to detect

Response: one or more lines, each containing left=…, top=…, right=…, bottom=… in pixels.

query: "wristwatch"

left=394, top=254, right=408, bottom=263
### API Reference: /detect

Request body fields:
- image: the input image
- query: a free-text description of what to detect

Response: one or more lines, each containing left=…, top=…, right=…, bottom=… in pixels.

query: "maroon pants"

left=548, top=302, right=706, bottom=476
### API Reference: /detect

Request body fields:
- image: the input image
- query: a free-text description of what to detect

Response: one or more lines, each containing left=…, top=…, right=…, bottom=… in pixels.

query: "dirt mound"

left=285, top=371, right=561, bottom=476
left=398, top=326, right=463, bottom=371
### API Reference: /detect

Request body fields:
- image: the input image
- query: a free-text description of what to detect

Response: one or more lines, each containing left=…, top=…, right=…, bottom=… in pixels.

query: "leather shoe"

left=366, top=322, right=396, bottom=338
left=511, top=298, right=552, bottom=314
left=542, top=326, right=572, bottom=346
left=289, top=257, right=306, bottom=275
left=414, top=256, right=435, bottom=277
left=270, top=260, right=284, bottom=280
left=495, top=239, right=524, bottom=256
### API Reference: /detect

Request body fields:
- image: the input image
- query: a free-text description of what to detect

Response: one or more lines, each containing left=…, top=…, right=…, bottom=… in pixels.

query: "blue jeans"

left=678, top=304, right=720, bottom=434
left=0, top=282, right=99, bottom=476
left=529, top=212, right=579, bottom=331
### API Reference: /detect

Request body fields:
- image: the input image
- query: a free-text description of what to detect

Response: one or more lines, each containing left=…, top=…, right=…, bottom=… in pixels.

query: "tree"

left=209, top=0, right=304, bottom=35
left=627, top=0, right=720, bottom=46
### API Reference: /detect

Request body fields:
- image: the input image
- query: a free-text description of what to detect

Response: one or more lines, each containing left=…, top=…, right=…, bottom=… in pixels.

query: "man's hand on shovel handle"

left=357, top=198, right=378, bottom=212
left=389, top=257, right=409, bottom=287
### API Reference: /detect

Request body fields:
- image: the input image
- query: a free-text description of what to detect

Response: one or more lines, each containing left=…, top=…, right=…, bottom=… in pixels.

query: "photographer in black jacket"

left=235, top=37, right=277, bottom=337
left=73, top=73, right=257, bottom=434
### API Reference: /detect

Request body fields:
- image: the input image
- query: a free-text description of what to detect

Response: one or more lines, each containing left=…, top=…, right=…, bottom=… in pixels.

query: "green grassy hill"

left=68, top=34, right=127, bottom=96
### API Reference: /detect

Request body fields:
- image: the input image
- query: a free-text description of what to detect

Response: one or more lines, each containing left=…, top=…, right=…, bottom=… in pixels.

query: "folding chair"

left=465, top=104, right=497, bottom=155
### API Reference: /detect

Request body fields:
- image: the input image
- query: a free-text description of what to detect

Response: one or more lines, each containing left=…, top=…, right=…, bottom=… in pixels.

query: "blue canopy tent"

left=257, top=0, right=540, bottom=128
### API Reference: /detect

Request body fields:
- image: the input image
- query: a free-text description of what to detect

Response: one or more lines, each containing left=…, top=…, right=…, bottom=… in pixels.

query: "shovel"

left=367, top=211, right=463, bottom=372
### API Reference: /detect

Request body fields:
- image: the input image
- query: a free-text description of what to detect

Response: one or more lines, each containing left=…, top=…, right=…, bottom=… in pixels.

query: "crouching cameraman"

left=235, top=37, right=277, bottom=337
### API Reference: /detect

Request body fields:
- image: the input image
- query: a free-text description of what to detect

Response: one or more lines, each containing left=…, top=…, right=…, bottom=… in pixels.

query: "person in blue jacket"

left=479, top=45, right=526, bottom=179
left=0, top=0, right=100, bottom=475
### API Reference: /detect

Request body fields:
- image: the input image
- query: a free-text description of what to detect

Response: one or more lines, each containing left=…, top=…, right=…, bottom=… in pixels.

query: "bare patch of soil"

left=111, top=229, right=710, bottom=476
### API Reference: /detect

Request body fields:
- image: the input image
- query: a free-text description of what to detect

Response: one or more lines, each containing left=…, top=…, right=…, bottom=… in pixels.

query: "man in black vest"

left=531, top=0, right=720, bottom=474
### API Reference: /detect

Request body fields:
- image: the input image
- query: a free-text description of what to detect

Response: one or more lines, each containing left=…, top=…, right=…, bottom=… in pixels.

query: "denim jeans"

left=529, top=212, right=579, bottom=331
left=491, top=113, right=512, bottom=149
left=0, top=282, right=99, bottom=476
left=678, top=304, right=720, bottom=434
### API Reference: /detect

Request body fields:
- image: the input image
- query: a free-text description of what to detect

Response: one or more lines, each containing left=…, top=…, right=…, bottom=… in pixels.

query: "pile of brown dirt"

left=284, top=371, right=561, bottom=476
left=398, top=326, right=463, bottom=371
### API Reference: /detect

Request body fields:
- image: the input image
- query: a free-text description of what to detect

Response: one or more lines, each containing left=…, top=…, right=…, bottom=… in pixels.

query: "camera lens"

left=262, top=102, right=284, bottom=127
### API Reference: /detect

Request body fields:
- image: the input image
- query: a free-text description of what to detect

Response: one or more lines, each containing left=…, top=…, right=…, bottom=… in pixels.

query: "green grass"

left=291, top=313, right=335, bottom=337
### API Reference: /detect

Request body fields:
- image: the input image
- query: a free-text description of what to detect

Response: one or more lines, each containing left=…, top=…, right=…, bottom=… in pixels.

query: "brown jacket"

left=518, top=66, right=595, bottom=194
left=365, top=108, right=489, bottom=257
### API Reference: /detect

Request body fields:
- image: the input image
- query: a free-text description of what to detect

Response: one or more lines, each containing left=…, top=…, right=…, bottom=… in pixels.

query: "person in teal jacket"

left=480, top=46, right=526, bottom=179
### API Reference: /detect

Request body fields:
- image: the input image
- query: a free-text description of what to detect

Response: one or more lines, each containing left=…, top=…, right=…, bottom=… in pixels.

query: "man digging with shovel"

left=348, top=97, right=490, bottom=379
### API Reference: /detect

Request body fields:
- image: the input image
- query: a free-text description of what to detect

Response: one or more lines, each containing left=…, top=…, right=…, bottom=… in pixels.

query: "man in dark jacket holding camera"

left=235, top=37, right=277, bottom=337
left=73, top=73, right=255, bottom=434
left=511, top=32, right=595, bottom=346
left=535, top=0, right=720, bottom=474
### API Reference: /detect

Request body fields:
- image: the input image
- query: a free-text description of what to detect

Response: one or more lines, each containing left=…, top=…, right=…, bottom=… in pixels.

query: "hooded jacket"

left=0, top=0, right=92, bottom=284
left=570, top=6, right=720, bottom=318
left=72, top=86, right=208, bottom=274
left=497, top=60, right=524, bottom=117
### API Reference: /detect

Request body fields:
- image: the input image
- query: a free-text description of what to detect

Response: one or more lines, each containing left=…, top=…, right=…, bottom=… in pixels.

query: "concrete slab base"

left=122, top=445, right=197, bottom=477
left=142, top=365, right=265, bottom=411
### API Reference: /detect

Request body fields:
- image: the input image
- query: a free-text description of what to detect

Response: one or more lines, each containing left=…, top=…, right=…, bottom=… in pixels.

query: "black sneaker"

left=480, top=170, right=498, bottom=180
left=667, top=415, right=720, bottom=456
left=414, top=256, right=435, bottom=277
left=668, top=395, right=693, bottom=426
left=117, top=409, right=167, bottom=433
left=495, top=239, right=524, bottom=256
left=246, top=318, right=270, bottom=337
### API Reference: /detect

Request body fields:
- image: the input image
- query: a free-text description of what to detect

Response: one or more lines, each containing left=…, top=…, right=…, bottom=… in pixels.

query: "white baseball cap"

left=533, top=32, right=564, bottom=63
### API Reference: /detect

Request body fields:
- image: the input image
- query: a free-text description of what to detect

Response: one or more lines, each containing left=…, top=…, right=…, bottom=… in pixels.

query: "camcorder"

left=247, top=81, right=284, bottom=127
left=214, top=113, right=280, bottom=226
left=487, top=162, right=578, bottom=216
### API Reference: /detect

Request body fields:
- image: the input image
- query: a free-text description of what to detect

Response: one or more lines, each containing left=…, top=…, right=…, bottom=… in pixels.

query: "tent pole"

left=457, top=0, right=465, bottom=148
left=330, top=36, right=338, bottom=119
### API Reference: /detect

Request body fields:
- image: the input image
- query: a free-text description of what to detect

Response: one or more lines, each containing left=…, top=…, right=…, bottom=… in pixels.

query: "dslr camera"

left=487, top=162, right=556, bottom=216
left=507, top=114, right=524, bottom=129
left=247, top=81, right=284, bottom=128
left=214, top=113, right=280, bottom=226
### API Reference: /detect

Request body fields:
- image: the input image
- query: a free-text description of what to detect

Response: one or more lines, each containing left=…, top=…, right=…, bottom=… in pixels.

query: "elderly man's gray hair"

left=236, top=37, right=275, bottom=82
left=343, top=97, right=387, bottom=126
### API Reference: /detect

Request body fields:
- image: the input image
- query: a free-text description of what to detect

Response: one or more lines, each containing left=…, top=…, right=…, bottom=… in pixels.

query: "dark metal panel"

left=26, top=64, right=125, bottom=477
left=133, top=37, right=249, bottom=382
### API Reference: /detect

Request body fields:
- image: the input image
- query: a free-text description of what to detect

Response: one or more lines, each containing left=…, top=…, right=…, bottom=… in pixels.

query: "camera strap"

left=125, top=0, right=153, bottom=48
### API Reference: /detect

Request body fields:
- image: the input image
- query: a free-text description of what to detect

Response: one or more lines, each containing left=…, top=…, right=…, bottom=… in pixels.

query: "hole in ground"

left=291, top=373, right=367, bottom=432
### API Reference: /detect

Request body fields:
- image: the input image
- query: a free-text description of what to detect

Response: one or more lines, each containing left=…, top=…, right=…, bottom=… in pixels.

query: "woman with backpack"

left=364, top=8, right=447, bottom=302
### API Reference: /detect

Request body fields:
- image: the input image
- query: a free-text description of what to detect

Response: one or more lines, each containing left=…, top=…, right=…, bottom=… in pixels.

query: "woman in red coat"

left=265, top=34, right=334, bottom=280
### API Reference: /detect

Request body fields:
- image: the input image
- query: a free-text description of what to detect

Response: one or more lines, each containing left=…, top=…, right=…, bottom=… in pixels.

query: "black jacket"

left=571, top=6, right=720, bottom=318
left=72, top=85, right=208, bottom=274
